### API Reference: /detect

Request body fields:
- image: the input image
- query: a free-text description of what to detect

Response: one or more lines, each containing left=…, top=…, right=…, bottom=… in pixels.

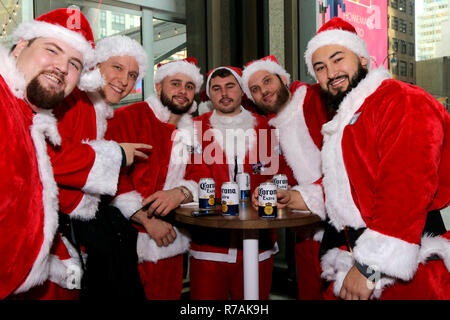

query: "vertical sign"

left=320, top=0, right=388, bottom=69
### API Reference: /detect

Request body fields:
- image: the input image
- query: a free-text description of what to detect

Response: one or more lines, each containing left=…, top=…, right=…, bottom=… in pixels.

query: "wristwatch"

left=178, top=186, right=190, bottom=203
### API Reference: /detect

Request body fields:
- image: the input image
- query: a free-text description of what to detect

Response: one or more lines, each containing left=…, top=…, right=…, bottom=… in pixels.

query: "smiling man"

left=14, top=39, right=83, bottom=110
left=242, top=55, right=330, bottom=300
left=188, top=66, right=279, bottom=300
left=302, top=17, right=450, bottom=300
left=17, top=34, right=152, bottom=300
left=106, top=57, right=204, bottom=300
left=1, top=8, right=96, bottom=299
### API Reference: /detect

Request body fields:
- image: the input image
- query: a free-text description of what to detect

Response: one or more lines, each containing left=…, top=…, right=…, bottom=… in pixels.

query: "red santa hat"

left=304, top=17, right=371, bottom=80
left=12, top=8, right=96, bottom=90
left=241, top=55, right=291, bottom=102
left=154, top=57, right=203, bottom=93
left=95, top=35, right=148, bottom=82
left=205, top=66, right=243, bottom=98
left=77, top=35, right=149, bottom=92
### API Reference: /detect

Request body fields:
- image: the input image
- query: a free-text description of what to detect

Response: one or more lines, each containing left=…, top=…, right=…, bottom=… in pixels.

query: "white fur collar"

left=87, top=91, right=114, bottom=139
left=209, top=107, right=257, bottom=165
left=321, top=67, right=391, bottom=230
left=145, top=93, right=198, bottom=126
left=0, top=44, right=26, bottom=99
left=269, top=85, right=322, bottom=185
left=322, top=67, right=391, bottom=136
left=15, top=110, right=61, bottom=293
left=145, top=94, right=171, bottom=123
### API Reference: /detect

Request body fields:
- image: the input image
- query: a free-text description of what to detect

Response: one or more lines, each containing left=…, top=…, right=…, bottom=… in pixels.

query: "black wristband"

left=120, top=146, right=127, bottom=167
left=355, top=260, right=380, bottom=281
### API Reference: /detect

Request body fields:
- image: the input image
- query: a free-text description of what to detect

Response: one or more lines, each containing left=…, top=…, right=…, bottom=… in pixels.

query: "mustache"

left=327, top=75, right=348, bottom=87
left=219, top=96, right=233, bottom=103
left=40, top=69, right=66, bottom=86
left=160, top=91, right=193, bottom=115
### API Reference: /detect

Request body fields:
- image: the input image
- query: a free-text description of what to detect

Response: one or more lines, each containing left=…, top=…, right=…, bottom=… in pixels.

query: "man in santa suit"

left=17, top=34, right=151, bottom=300
left=1, top=8, right=96, bottom=299
left=188, top=66, right=279, bottom=300
left=243, top=55, right=329, bottom=300
left=106, top=57, right=204, bottom=299
left=297, top=17, right=449, bottom=300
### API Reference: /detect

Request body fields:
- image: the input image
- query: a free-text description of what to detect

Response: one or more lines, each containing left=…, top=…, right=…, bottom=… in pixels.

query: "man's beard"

left=258, top=76, right=290, bottom=114
left=26, top=73, right=65, bottom=110
left=321, top=63, right=368, bottom=112
left=160, top=90, right=193, bottom=115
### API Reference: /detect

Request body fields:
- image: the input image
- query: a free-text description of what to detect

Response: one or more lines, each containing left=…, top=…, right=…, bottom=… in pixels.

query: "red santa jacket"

left=106, top=94, right=200, bottom=263
left=0, top=45, right=60, bottom=297
left=42, top=89, right=122, bottom=291
left=320, top=67, right=450, bottom=298
left=50, top=89, right=122, bottom=219
left=268, top=81, right=330, bottom=220
left=188, top=109, right=279, bottom=263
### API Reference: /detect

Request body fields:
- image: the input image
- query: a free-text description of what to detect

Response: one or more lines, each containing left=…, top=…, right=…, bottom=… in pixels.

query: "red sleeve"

left=50, top=91, right=122, bottom=195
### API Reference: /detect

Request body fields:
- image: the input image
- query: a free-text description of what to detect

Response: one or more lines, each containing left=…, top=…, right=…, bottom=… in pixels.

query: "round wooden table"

left=175, top=201, right=321, bottom=300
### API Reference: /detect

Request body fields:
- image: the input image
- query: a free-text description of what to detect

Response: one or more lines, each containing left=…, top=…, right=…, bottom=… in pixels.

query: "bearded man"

left=286, top=17, right=450, bottom=300
left=1, top=8, right=95, bottom=299
left=243, top=55, right=330, bottom=300
left=105, top=58, right=204, bottom=299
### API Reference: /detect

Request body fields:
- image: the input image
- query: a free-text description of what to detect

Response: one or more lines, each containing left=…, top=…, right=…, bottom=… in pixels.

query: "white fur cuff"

left=419, top=234, right=450, bottom=271
left=112, top=190, right=144, bottom=219
left=291, top=183, right=326, bottom=220
left=137, top=227, right=191, bottom=263
left=178, top=180, right=199, bottom=202
left=321, top=247, right=395, bottom=300
left=82, top=140, right=122, bottom=196
left=353, top=229, right=420, bottom=281
left=69, top=193, right=100, bottom=221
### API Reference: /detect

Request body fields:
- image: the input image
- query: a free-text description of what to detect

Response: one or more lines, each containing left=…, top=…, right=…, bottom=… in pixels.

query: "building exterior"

left=388, top=0, right=416, bottom=84
left=416, top=57, right=450, bottom=112
left=417, top=0, right=450, bottom=61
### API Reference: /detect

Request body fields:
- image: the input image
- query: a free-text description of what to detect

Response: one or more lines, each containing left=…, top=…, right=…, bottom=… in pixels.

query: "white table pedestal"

left=243, top=229, right=259, bottom=300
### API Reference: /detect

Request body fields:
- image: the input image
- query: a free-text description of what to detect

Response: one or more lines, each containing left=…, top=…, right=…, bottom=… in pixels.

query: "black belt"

left=319, top=210, right=446, bottom=260
left=319, top=223, right=365, bottom=259
left=57, top=211, right=86, bottom=272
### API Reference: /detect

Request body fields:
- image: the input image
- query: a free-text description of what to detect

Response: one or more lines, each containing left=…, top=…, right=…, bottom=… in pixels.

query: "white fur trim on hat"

left=242, top=60, right=291, bottom=102
left=304, top=29, right=371, bottom=80
left=206, top=67, right=243, bottom=98
left=78, top=67, right=105, bottom=92
left=13, top=20, right=95, bottom=68
left=95, top=35, right=148, bottom=82
left=154, top=60, right=203, bottom=93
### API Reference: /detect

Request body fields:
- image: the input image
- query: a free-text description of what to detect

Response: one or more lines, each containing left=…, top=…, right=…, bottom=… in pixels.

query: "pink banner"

left=320, top=0, right=388, bottom=69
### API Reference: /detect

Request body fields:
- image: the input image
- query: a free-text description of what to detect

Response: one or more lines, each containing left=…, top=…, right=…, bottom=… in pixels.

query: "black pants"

left=71, top=200, right=145, bottom=300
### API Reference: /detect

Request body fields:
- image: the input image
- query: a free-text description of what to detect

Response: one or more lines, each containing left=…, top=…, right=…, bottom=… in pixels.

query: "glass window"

left=401, top=40, right=407, bottom=54
left=393, top=38, right=399, bottom=52
left=409, top=1, right=414, bottom=16
left=392, top=17, right=398, bottom=30
left=391, top=0, right=398, bottom=9
left=399, top=60, right=407, bottom=76
left=408, top=42, right=415, bottom=57
left=153, top=18, right=187, bottom=67
left=392, top=61, right=399, bottom=75
left=399, top=19, right=407, bottom=33
left=0, top=0, right=29, bottom=48
left=409, top=63, right=414, bottom=78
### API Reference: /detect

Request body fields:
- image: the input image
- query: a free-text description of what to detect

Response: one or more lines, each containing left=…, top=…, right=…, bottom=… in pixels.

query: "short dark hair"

left=10, top=38, right=37, bottom=53
left=209, top=68, right=233, bottom=87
